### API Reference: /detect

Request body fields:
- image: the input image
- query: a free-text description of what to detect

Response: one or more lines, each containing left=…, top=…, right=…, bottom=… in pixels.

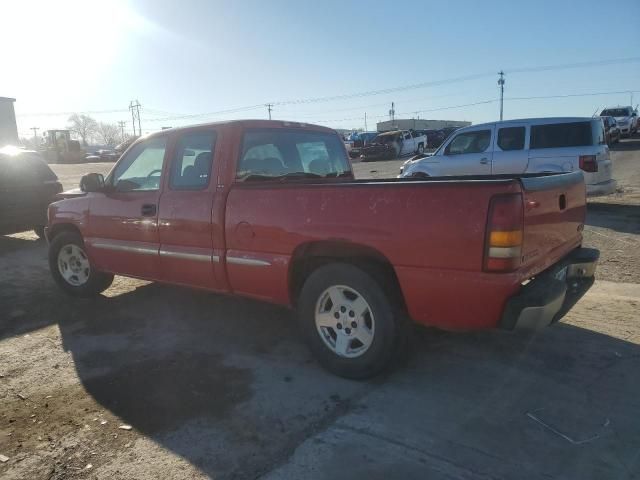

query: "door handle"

left=141, top=204, right=157, bottom=217
left=479, top=157, right=489, bottom=164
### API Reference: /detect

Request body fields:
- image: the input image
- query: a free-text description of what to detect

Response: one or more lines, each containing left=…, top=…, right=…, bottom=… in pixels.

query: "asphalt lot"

left=1, top=140, right=639, bottom=479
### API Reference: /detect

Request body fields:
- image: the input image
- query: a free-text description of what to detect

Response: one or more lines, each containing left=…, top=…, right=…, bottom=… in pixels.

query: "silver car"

left=400, top=117, right=616, bottom=196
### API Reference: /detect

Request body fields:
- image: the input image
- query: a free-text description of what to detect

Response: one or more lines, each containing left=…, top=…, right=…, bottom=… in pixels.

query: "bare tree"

left=96, top=122, right=120, bottom=146
left=67, top=114, right=98, bottom=146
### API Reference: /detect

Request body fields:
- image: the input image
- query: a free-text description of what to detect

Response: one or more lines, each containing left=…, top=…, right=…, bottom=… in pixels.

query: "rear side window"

left=445, top=130, right=491, bottom=155
left=530, top=122, right=593, bottom=149
left=237, top=129, right=351, bottom=181
left=170, top=131, right=216, bottom=190
left=497, top=127, right=525, bottom=151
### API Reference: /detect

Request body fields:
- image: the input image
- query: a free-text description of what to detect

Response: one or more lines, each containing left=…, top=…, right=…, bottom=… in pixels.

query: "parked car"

left=424, top=129, right=445, bottom=148
left=46, top=120, right=598, bottom=378
left=600, top=106, right=637, bottom=137
left=601, top=116, right=621, bottom=145
left=348, top=132, right=378, bottom=158
left=400, top=117, right=616, bottom=196
left=360, top=130, right=426, bottom=161
left=94, top=149, right=119, bottom=161
left=0, top=147, right=63, bottom=238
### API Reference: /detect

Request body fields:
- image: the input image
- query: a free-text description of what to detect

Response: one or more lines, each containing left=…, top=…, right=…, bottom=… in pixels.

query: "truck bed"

left=224, top=171, right=585, bottom=329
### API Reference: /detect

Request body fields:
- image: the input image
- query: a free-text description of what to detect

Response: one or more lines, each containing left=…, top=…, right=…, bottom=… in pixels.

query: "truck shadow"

left=4, top=275, right=638, bottom=479
left=586, top=203, right=640, bottom=235
left=2, top=237, right=639, bottom=478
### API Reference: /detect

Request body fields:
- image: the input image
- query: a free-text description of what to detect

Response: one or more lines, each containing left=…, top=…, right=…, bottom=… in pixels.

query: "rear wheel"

left=49, top=231, right=114, bottom=296
left=298, top=263, right=403, bottom=379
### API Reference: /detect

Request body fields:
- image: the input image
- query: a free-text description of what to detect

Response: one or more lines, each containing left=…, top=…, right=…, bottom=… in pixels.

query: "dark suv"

left=0, top=149, right=63, bottom=237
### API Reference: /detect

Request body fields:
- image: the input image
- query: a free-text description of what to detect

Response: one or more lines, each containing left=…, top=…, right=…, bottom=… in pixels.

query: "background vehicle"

left=601, top=116, right=621, bottom=145
left=40, top=129, right=85, bottom=163
left=361, top=130, right=426, bottom=161
left=600, top=106, right=638, bottom=137
left=401, top=117, right=616, bottom=196
left=47, top=120, right=597, bottom=378
left=348, top=131, right=378, bottom=158
left=0, top=148, right=62, bottom=237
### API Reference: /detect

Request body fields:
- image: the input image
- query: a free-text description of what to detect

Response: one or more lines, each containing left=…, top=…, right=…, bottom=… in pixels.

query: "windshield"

left=601, top=108, right=631, bottom=117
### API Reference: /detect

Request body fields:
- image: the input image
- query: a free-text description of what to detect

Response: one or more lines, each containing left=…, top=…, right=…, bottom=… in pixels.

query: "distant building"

left=0, top=97, right=19, bottom=146
left=377, top=118, right=471, bottom=132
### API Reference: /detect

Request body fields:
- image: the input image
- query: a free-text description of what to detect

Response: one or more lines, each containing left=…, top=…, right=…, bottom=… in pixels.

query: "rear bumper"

left=500, top=247, right=599, bottom=330
left=586, top=179, right=617, bottom=196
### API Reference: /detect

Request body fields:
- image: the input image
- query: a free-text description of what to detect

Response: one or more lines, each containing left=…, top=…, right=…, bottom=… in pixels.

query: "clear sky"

left=3, top=0, right=639, bottom=138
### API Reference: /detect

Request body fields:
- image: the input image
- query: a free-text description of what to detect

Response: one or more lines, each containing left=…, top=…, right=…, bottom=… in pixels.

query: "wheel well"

left=48, top=223, right=82, bottom=241
left=289, top=241, right=407, bottom=311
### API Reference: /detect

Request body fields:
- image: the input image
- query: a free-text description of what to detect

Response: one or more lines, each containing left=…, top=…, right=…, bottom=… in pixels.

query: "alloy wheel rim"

left=57, top=244, right=91, bottom=286
left=314, top=285, right=375, bottom=358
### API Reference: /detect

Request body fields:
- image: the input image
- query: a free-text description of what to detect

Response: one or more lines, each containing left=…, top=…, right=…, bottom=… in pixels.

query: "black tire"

left=49, top=231, right=114, bottom=297
left=33, top=225, right=46, bottom=239
left=297, top=263, right=403, bottom=379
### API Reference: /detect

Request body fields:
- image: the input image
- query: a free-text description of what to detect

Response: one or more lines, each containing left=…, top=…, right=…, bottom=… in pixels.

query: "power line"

left=507, top=56, right=640, bottom=74
left=17, top=109, right=128, bottom=117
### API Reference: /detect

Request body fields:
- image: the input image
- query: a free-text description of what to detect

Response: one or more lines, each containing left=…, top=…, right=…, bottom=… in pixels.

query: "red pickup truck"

left=46, top=120, right=598, bottom=378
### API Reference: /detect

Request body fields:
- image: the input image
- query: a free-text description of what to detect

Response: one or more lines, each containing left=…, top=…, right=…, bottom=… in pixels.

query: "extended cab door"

left=84, top=136, right=167, bottom=279
left=434, top=126, right=494, bottom=175
left=157, top=129, right=224, bottom=290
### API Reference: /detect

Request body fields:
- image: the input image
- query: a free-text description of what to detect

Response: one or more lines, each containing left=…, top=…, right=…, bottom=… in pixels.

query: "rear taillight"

left=484, top=193, right=524, bottom=272
left=579, top=155, right=598, bottom=172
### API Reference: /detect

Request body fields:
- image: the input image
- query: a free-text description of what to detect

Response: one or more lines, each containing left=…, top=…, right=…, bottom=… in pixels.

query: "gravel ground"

left=0, top=138, right=638, bottom=480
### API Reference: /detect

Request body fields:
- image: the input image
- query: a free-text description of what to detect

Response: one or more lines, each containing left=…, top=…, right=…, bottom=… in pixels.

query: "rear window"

left=237, top=129, right=351, bottom=181
left=530, top=121, right=601, bottom=149
left=0, top=152, right=57, bottom=188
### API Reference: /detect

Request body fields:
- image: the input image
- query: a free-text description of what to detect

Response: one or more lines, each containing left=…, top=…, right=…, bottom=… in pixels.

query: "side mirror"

left=80, top=173, right=105, bottom=193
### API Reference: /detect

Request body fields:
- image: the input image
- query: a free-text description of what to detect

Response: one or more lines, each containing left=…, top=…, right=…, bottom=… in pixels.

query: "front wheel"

left=49, top=231, right=114, bottom=297
left=297, top=263, right=403, bottom=379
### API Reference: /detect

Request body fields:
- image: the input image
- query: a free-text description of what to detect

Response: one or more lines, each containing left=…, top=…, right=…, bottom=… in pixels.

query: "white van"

left=400, top=117, right=616, bottom=196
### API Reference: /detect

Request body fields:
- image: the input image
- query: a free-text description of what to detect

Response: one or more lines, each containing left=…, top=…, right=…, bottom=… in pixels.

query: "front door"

left=157, top=129, right=222, bottom=290
left=437, top=127, right=494, bottom=175
left=84, top=136, right=168, bottom=280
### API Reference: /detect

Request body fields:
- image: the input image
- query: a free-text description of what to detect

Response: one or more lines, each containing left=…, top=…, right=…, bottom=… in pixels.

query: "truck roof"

left=145, top=119, right=336, bottom=138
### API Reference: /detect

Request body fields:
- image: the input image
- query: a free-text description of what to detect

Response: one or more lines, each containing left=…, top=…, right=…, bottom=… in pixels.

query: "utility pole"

left=498, top=71, right=505, bottom=121
left=129, top=100, right=141, bottom=136
left=364, top=112, right=367, bottom=131
left=117, top=121, right=126, bottom=140
left=30, top=127, right=39, bottom=146
left=266, top=103, right=273, bottom=120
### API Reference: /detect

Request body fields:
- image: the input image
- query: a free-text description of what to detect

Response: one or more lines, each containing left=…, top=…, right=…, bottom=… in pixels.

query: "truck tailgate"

left=519, top=171, right=585, bottom=278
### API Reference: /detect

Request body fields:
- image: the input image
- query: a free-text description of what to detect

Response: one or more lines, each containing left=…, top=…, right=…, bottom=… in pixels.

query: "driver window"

left=112, top=137, right=167, bottom=191
left=445, top=130, right=491, bottom=155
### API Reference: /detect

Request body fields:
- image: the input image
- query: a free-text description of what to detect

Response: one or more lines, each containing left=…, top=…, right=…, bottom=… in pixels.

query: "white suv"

left=400, top=117, right=616, bottom=196
left=600, top=106, right=637, bottom=137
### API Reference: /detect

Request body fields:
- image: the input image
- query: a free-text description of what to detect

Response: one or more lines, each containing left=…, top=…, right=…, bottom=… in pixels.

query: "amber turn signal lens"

left=489, top=230, right=523, bottom=247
